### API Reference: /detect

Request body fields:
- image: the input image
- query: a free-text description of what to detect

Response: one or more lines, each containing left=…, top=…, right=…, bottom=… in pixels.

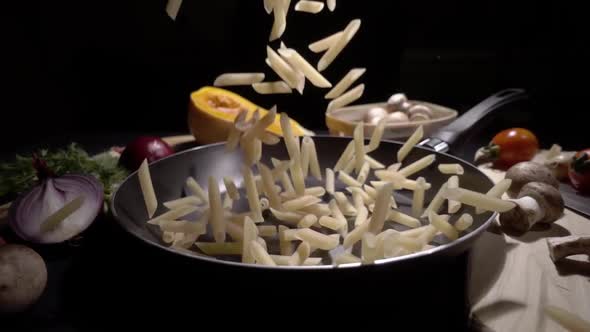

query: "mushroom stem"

left=500, top=196, right=545, bottom=233
left=547, top=236, right=590, bottom=262
left=499, top=181, right=564, bottom=234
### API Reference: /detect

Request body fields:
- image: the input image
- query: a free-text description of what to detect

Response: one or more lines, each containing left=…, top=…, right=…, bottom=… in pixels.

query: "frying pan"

left=108, top=89, right=526, bottom=328
left=111, top=88, right=525, bottom=268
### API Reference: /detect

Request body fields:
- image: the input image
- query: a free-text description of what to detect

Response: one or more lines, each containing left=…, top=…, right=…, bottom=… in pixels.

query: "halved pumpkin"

left=188, top=86, right=314, bottom=144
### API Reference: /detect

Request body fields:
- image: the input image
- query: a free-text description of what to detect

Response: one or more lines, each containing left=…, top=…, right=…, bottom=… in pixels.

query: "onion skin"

left=8, top=174, right=104, bottom=244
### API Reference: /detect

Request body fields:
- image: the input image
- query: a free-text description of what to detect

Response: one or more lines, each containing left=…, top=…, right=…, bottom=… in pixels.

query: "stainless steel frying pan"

left=110, top=89, right=526, bottom=270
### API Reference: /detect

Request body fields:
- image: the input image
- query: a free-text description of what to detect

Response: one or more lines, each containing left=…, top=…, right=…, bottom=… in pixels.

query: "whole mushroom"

left=504, top=162, right=560, bottom=198
left=0, top=244, right=47, bottom=313
left=387, top=93, right=411, bottom=113
left=364, top=107, right=388, bottom=125
left=499, top=182, right=564, bottom=234
left=408, top=104, right=433, bottom=122
left=386, top=112, right=410, bottom=123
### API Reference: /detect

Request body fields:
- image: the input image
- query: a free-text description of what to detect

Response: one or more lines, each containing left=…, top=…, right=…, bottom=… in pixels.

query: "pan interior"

left=111, top=136, right=496, bottom=268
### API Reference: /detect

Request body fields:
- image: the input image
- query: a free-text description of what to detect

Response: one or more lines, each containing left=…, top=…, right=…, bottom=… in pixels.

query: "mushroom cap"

left=518, top=182, right=564, bottom=224
left=505, top=162, right=559, bottom=198
left=387, top=93, right=407, bottom=108
left=365, top=107, right=388, bottom=124
left=386, top=112, right=409, bottom=123
left=408, top=104, right=433, bottom=118
left=0, top=244, right=47, bottom=313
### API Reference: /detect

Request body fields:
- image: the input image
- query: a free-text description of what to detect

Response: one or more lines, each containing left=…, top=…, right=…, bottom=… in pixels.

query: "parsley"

left=0, top=143, right=128, bottom=199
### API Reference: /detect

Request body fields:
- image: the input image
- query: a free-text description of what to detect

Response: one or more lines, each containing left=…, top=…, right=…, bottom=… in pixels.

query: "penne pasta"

left=271, top=255, right=322, bottom=266
left=270, top=208, right=304, bottom=226
left=476, top=179, right=512, bottom=214
left=138, top=160, right=157, bottom=218
left=294, top=0, right=324, bottom=14
left=295, top=229, right=340, bottom=250
left=325, top=68, right=366, bottom=99
left=223, top=177, right=240, bottom=201
left=186, top=176, right=208, bottom=203
left=304, top=137, right=322, bottom=180
left=318, top=19, right=362, bottom=71
left=319, top=215, right=346, bottom=231
left=289, top=242, right=311, bottom=266
left=250, top=240, right=277, bottom=266
left=327, top=84, right=365, bottom=112
left=257, top=225, right=278, bottom=237
left=447, top=175, right=462, bottom=214
left=388, top=210, right=421, bottom=228
left=242, top=165, right=264, bottom=223
left=411, top=177, right=427, bottom=217
left=278, top=225, right=294, bottom=255
left=283, top=195, right=322, bottom=211
left=338, top=171, right=363, bottom=187
left=422, top=182, right=449, bottom=218
left=368, top=182, right=393, bottom=234
left=444, top=187, right=516, bottom=213
left=334, top=141, right=355, bottom=171
left=309, top=31, right=344, bottom=54
left=326, top=168, right=335, bottom=194
left=428, top=211, right=458, bottom=241
left=208, top=176, right=226, bottom=243
left=163, top=196, right=202, bottom=210
left=259, top=163, right=282, bottom=209
left=344, top=217, right=370, bottom=249
left=266, top=46, right=299, bottom=89
left=278, top=48, right=332, bottom=88
left=356, top=162, right=371, bottom=184
left=365, top=118, right=386, bottom=153
left=334, top=192, right=357, bottom=216
left=214, top=73, right=265, bottom=87
left=159, top=220, right=206, bottom=235
left=438, top=163, right=465, bottom=175
left=454, top=213, right=474, bottom=231
left=147, top=205, right=199, bottom=226
left=297, top=214, right=318, bottom=228
left=327, top=0, right=336, bottom=11
left=252, top=81, right=293, bottom=94
left=398, top=154, right=436, bottom=178
left=353, top=122, right=366, bottom=174
left=397, top=125, right=424, bottom=163
left=242, top=217, right=258, bottom=263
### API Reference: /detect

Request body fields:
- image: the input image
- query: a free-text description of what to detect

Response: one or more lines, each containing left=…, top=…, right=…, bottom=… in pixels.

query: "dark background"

left=3, top=0, right=589, bottom=152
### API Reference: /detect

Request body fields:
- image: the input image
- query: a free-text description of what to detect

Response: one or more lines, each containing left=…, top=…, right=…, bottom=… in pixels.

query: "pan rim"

left=110, top=135, right=498, bottom=270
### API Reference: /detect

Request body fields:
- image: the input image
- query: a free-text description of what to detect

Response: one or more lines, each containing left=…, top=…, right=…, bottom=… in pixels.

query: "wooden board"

left=163, top=135, right=590, bottom=331
left=470, top=165, right=590, bottom=332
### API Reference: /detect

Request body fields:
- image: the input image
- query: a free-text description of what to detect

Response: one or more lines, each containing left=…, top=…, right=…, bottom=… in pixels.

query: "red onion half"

left=9, top=174, right=104, bottom=244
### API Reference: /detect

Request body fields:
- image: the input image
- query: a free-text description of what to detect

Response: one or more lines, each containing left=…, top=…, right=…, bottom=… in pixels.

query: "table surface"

left=2, top=132, right=589, bottom=331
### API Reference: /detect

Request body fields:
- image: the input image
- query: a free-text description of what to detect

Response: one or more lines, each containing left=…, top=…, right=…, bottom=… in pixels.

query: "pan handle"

left=419, top=88, right=528, bottom=152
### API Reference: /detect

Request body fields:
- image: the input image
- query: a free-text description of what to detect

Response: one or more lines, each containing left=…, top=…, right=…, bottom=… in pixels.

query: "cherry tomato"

left=569, top=149, right=590, bottom=194
left=475, top=128, right=539, bottom=169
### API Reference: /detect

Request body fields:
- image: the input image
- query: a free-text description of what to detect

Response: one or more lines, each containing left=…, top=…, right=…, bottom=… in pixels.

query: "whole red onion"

left=119, top=136, right=174, bottom=171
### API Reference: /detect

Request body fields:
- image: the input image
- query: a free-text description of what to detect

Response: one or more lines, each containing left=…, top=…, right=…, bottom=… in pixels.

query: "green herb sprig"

left=0, top=143, right=128, bottom=199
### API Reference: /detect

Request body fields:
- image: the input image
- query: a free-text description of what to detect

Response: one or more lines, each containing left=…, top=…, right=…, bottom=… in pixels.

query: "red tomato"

left=488, top=128, right=539, bottom=169
left=569, top=149, right=590, bottom=194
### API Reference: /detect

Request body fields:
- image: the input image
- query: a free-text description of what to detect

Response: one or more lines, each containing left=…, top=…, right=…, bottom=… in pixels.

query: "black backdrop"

left=3, top=0, right=589, bottom=152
